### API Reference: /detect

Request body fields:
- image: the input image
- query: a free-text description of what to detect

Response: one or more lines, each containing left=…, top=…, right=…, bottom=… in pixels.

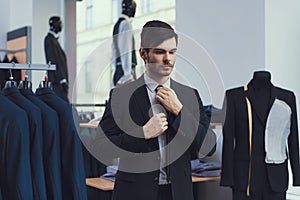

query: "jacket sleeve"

left=99, top=89, right=150, bottom=154
left=288, top=93, right=300, bottom=186
left=220, top=91, right=235, bottom=187
left=168, top=89, right=209, bottom=157
left=44, top=36, right=67, bottom=83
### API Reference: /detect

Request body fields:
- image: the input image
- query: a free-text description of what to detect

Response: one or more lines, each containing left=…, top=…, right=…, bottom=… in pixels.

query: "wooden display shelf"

left=86, top=176, right=220, bottom=191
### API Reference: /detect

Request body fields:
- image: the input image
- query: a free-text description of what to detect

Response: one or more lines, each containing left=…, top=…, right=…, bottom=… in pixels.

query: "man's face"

left=143, top=37, right=177, bottom=79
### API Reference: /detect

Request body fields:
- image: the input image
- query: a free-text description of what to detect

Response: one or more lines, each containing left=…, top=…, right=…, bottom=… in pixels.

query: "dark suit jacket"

left=0, top=91, right=33, bottom=199
left=100, top=75, right=209, bottom=200
left=35, top=88, right=87, bottom=200
left=44, top=33, right=69, bottom=101
left=20, top=88, right=63, bottom=200
left=3, top=87, right=47, bottom=200
left=221, top=84, right=300, bottom=192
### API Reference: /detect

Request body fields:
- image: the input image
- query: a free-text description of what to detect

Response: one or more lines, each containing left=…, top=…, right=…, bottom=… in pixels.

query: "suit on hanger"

left=35, top=87, right=87, bottom=200
left=44, top=33, right=69, bottom=102
left=100, top=75, right=209, bottom=200
left=20, top=88, right=62, bottom=200
left=0, top=91, right=33, bottom=199
left=221, top=83, right=300, bottom=197
left=3, top=87, right=47, bottom=200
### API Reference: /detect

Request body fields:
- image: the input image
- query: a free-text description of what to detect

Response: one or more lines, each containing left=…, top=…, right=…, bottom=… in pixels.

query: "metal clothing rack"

left=72, top=103, right=107, bottom=107
left=0, top=62, right=56, bottom=71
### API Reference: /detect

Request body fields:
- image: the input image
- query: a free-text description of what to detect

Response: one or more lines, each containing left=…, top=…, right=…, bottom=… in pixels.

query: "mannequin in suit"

left=112, top=0, right=137, bottom=86
left=100, top=20, right=209, bottom=200
left=221, top=71, right=300, bottom=200
left=44, top=16, right=69, bottom=102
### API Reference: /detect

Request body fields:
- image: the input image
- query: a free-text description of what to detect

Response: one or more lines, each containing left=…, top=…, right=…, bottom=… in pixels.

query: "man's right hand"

left=143, top=113, right=168, bottom=139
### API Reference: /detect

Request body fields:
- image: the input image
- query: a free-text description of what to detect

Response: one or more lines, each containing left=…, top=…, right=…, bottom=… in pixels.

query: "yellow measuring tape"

left=244, top=85, right=252, bottom=197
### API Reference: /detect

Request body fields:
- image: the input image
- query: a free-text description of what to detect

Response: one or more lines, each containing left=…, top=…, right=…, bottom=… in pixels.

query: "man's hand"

left=143, top=113, right=168, bottom=139
left=156, top=87, right=182, bottom=116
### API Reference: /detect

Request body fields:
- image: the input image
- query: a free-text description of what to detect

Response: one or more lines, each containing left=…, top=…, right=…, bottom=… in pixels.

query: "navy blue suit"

left=0, top=91, right=33, bottom=199
left=36, top=88, right=87, bottom=200
left=20, top=88, right=63, bottom=200
left=3, top=87, right=47, bottom=200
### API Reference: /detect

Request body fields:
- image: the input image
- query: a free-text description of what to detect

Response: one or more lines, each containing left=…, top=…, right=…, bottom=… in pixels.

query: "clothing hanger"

left=38, top=75, right=52, bottom=89
left=18, top=74, right=32, bottom=89
left=4, top=69, right=17, bottom=88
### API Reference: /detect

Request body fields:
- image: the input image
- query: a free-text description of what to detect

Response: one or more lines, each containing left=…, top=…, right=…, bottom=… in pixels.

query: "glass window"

left=142, top=0, right=152, bottom=14
left=86, top=0, right=93, bottom=29
left=85, top=61, right=92, bottom=93
left=112, top=0, right=119, bottom=22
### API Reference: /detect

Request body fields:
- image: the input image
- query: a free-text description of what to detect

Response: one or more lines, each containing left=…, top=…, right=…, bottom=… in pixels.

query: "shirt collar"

left=144, top=73, right=170, bottom=93
left=48, top=30, right=59, bottom=39
left=120, top=14, right=132, bottom=23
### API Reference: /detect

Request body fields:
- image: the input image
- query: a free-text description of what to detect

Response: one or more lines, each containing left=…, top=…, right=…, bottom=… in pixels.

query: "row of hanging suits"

left=0, top=82, right=87, bottom=200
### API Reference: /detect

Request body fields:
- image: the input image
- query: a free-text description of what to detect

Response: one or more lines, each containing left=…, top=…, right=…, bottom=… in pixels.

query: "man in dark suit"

left=221, top=71, right=300, bottom=200
left=44, top=16, right=69, bottom=102
left=100, top=20, right=209, bottom=200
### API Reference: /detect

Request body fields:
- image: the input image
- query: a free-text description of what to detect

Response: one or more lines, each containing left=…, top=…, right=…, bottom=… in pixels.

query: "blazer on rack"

left=35, top=88, right=87, bottom=200
left=220, top=84, right=300, bottom=193
left=100, top=75, right=209, bottom=200
left=3, top=87, right=47, bottom=200
left=20, top=88, right=62, bottom=200
left=0, top=91, right=33, bottom=199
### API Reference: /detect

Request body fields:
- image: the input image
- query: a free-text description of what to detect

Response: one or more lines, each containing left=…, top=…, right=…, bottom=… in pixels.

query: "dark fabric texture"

left=20, top=88, right=63, bottom=200
left=3, top=87, right=47, bottom=200
left=0, top=91, right=33, bottom=199
left=36, top=88, right=87, bottom=200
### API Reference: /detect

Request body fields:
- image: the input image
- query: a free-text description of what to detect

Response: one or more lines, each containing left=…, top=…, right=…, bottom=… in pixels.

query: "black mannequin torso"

left=249, top=71, right=272, bottom=124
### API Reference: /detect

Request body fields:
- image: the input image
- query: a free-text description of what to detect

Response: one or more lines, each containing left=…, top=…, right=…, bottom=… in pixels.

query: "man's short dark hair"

left=140, top=20, right=178, bottom=51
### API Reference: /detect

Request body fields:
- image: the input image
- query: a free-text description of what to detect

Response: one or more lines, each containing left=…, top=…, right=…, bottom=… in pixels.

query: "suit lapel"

left=245, top=85, right=266, bottom=125
left=266, top=85, right=277, bottom=118
left=245, top=83, right=277, bottom=126
left=131, top=75, right=152, bottom=123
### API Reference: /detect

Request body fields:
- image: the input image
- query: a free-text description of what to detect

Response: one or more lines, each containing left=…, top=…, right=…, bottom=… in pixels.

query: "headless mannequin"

left=249, top=71, right=272, bottom=122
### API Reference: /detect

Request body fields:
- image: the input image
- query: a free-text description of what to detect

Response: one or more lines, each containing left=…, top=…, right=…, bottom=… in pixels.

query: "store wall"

left=176, top=0, right=265, bottom=108
left=0, top=1, right=10, bottom=49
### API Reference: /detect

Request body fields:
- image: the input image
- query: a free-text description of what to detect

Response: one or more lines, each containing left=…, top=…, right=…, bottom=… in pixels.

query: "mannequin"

left=251, top=71, right=271, bottom=89
left=44, top=16, right=69, bottom=102
left=221, top=70, right=300, bottom=200
left=112, top=0, right=137, bottom=86
left=249, top=71, right=272, bottom=122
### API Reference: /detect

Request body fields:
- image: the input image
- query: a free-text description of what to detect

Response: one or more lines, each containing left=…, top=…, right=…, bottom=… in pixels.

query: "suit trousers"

left=157, top=184, right=172, bottom=200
